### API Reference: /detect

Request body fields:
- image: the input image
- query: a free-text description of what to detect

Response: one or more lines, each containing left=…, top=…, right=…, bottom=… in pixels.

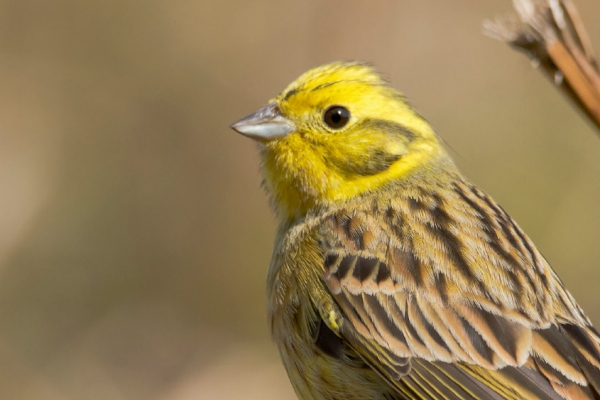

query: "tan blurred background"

left=0, top=1, right=599, bottom=399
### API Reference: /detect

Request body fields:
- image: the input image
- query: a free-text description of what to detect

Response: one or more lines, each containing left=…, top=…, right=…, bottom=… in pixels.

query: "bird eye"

left=323, top=106, right=350, bottom=129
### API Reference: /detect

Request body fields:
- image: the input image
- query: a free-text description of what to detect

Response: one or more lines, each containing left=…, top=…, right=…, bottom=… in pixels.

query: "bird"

left=231, top=62, right=600, bottom=400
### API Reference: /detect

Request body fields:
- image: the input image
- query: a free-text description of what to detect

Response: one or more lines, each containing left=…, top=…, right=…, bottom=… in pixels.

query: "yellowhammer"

left=231, top=62, right=600, bottom=400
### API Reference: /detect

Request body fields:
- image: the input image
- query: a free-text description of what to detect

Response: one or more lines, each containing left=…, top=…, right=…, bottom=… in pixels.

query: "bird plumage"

left=232, top=62, right=600, bottom=399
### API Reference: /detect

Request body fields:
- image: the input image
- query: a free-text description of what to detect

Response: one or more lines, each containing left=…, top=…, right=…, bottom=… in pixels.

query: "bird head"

left=232, top=62, right=448, bottom=220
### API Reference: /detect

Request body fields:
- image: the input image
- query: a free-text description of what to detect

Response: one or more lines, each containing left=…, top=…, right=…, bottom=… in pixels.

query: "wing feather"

left=318, top=179, right=600, bottom=399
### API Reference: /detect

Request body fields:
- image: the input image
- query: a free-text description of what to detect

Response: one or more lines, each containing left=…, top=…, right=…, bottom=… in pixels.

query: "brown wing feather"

left=319, top=178, right=600, bottom=399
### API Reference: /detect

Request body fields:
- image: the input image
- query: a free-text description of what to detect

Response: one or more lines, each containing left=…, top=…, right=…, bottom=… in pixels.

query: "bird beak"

left=231, top=103, right=295, bottom=141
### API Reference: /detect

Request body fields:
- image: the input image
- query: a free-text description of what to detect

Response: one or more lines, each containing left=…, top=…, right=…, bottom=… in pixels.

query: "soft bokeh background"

left=0, top=1, right=599, bottom=399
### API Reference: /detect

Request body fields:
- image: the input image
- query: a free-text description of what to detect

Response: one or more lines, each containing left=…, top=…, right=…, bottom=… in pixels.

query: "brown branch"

left=484, top=0, right=600, bottom=133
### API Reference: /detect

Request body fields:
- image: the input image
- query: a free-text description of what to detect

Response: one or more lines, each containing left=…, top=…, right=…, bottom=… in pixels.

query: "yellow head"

left=232, top=62, right=448, bottom=220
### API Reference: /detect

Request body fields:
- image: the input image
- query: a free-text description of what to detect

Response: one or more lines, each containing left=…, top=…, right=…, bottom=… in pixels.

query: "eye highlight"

left=323, top=106, right=350, bottom=129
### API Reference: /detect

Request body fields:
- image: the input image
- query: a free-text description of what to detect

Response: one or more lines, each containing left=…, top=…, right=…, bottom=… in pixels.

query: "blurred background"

left=0, top=1, right=599, bottom=399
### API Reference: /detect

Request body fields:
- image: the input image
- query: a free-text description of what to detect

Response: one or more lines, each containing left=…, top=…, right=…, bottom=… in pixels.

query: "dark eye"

left=323, top=106, right=350, bottom=129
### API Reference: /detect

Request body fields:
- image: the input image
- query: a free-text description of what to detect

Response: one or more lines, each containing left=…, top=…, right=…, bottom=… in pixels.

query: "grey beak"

left=231, top=103, right=295, bottom=141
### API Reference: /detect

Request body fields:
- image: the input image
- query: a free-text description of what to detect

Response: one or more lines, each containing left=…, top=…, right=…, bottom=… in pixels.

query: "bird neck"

left=261, top=139, right=453, bottom=222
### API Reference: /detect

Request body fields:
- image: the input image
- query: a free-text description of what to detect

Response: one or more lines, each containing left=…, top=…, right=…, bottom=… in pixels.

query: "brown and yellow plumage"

left=231, top=62, right=600, bottom=399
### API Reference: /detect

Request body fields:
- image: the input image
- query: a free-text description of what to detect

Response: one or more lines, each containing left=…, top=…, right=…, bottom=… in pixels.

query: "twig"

left=484, top=0, right=600, bottom=132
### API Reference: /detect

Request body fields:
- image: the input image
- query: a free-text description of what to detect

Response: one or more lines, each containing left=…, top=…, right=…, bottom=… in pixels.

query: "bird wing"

left=318, top=182, right=600, bottom=399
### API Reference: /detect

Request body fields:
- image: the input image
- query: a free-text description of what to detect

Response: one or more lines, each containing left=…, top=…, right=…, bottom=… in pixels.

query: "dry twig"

left=484, top=0, right=600, bottom=132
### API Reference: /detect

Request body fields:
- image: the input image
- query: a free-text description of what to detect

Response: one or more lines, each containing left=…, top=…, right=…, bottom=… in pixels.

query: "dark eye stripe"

left=358, top=119, right=416, bottom=142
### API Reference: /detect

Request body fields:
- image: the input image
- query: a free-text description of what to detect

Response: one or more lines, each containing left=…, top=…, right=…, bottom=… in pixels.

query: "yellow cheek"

left=386, top=141, right=408, bottom=157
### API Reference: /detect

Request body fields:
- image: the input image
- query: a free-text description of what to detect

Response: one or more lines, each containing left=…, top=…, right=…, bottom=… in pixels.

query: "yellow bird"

left=231, top=62, right=600, bottom=400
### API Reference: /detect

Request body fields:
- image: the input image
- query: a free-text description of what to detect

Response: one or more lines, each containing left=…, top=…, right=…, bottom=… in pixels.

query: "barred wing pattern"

left=319, top=179, right=600, bottom=399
